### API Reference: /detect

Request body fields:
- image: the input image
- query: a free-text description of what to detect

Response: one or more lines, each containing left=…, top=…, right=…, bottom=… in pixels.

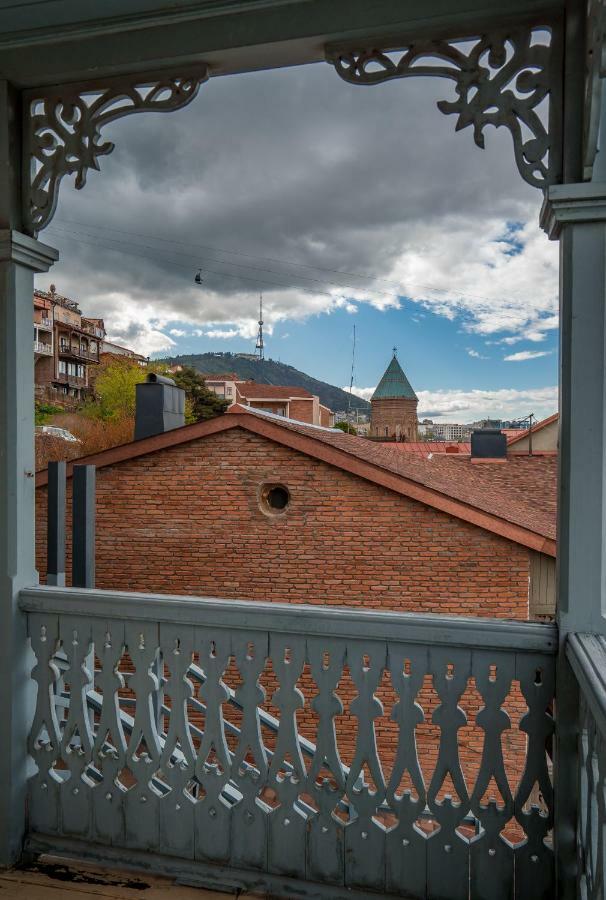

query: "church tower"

left=370, top=350, right=418, bottom=441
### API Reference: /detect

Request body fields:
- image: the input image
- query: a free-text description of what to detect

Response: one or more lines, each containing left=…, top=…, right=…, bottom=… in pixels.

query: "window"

left=226, top=386, right=232, bottom=396
left=259, top=483, right=290, bottom=516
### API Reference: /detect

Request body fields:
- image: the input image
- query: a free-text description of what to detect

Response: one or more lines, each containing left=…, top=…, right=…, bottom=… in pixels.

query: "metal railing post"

left=47, top=461, right=66, bottom=587
left=72, top=464, right=95, bottom=589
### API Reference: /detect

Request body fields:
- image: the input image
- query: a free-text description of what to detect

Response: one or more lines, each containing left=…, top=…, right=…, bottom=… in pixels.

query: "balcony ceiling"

left=0, top=0, right=563, bottom=87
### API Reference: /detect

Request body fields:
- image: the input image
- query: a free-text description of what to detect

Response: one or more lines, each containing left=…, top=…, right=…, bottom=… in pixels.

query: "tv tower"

left=255, top=294, right=265, bottom=361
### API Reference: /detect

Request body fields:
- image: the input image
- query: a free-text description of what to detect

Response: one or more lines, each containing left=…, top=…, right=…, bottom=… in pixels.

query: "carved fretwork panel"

left=26, top=610, right=556, bottom=897
left=22, top=65, right=208, bottom=236
left=326, top=24, right=563, bottom=191
left=584, top=0, right=606, bottom=179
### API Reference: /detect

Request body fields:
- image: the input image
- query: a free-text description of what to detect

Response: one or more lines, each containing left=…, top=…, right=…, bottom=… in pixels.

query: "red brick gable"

left=35, top=427, right=531, bottom=620
left=35, top=408, right=556, bottom=555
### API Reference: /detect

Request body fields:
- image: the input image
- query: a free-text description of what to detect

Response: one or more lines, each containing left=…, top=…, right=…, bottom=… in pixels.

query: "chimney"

left=135, top=373, right=185, bottom=440
left=470, top=428, right=507, bottom=462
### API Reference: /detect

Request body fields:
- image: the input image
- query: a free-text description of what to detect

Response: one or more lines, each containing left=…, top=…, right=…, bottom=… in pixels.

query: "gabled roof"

left=507, top=412, right=559, bottom=446
left=36, top=406, right=556, bottom=556
left=372, top=355, right=418, bottom=401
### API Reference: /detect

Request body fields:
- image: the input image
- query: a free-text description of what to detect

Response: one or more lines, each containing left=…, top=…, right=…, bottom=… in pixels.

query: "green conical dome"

left=372, top=355, right=417, bottom=401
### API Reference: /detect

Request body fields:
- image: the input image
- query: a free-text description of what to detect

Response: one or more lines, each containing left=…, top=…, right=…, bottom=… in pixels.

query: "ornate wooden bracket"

left=584, top=0, right=606, bottom=179
left=326, top=24, right=563, bottom=191
left=22, top=65, right=209, bottom=236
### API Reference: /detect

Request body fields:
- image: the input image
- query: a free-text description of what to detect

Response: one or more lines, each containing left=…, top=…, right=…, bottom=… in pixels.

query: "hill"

left=160, top=352, right=370, bottom=414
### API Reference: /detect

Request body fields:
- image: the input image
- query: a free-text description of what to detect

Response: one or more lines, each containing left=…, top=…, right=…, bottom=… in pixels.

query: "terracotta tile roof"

left=254, top=411, right=556, bottom=544
left=237, top=381, right=315, bottom=399
left=388, top=441, right=472, bottom=456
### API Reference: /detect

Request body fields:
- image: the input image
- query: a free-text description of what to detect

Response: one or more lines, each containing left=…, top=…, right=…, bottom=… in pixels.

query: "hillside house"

left=34, top=287, right=106, bottom=406
left=203, top=374, right=334, bottom=426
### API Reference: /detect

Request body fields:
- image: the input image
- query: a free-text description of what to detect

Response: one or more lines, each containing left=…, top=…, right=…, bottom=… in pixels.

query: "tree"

left=85, top=359, right=228, bottom=426
left=88, top=358, right=147, bottom=421
left=35, top=402, right=63, bottom=425
left=170, top=366, right=229, bottom=423
left=334, top=420, right=357, bottom=435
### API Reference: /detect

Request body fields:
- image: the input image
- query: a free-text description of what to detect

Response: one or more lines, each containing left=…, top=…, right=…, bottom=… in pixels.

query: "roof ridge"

left=35, top=409, right=556, bottom=554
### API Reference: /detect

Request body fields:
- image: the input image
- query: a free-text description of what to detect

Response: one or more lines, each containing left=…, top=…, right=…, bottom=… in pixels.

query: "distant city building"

left=370, top=350, right=418, bottom=441
left=203, top=375, right=333, bottom=427
left=334, top=410, right=370, bottom=427
left=471, top=418, right=503, bottom=430
left=506, top=413, right=558, bottom=453
left=432, top=422, right=472, bottom=442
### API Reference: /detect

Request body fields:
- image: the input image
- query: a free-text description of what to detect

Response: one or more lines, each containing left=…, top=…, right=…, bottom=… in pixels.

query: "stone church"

left=370, top=351, right=418, bottom=441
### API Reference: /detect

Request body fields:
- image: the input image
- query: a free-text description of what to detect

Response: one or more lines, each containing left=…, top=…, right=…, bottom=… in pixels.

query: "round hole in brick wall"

left=260, top=483, right=290, bottom=515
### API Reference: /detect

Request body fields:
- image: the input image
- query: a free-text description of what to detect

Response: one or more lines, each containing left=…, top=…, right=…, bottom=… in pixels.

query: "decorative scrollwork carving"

left=23, top=65, right=208, bottom=236
left=584, top=0, right=606, bottom=179
left=327, top=25, right=562, bottom=190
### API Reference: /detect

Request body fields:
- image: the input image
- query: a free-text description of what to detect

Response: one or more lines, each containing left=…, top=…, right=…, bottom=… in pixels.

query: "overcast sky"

left=38, top=61, right=559, bottom=422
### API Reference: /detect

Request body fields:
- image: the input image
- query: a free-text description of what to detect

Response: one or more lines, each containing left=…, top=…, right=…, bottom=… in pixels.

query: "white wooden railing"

left=20, top=585, right=556, bottom=900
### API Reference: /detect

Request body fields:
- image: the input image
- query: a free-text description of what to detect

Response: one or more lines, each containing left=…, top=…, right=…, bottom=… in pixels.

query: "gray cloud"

left=38, top=61, right=553, bottom=351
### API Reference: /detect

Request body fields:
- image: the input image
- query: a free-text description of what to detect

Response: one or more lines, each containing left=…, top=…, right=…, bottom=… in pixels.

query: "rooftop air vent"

left=470, top=428, right=507, bottom=461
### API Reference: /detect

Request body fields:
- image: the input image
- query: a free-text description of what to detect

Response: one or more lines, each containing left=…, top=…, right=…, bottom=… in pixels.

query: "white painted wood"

left=23, top=598, right=557, bottom=897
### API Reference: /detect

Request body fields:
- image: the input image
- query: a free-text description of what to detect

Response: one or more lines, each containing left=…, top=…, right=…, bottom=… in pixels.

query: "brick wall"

left=288, top=398, right=314, bottom=424
left=245, top=401, right=287, bottom=416
left=35, top=427, right=530, bottom=617
left=35, top=427, right=532, bottom=812
left=371, top=397, right=419, bottom=440
left=319, top=405, right=331, bottom=427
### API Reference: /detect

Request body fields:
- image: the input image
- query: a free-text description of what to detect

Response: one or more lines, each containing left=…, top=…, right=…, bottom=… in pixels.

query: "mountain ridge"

left=160, top=352, right=370, bottom=413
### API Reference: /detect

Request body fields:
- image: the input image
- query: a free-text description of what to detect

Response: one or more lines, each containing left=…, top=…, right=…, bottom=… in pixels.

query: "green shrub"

left=35, top=402, right=63, bottom=426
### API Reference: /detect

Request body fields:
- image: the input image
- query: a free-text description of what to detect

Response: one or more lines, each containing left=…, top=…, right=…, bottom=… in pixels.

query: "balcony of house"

left=81, top=322, right=106, bottom=340
left=33, top=340, right=53, bottom=356
left=54, top=372, right=87, bottom=388
left=34, top=314, right=53, bottom=332
left=58, top=339, right=99, bottom=362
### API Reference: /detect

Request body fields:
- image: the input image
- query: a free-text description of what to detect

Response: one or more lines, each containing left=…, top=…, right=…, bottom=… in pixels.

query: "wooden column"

left=542, top=182, right=606, bottom=898
left=0, top=81, right=58, bottom=865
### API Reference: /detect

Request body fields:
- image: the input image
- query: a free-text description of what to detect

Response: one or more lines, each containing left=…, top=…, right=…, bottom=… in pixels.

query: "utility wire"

left=48, top=222, right=555, bottom=329
left=50, top=221, right=400, bottom=300
left=53, top=216, right=556, bottom=312
left=46, top=226, right=344, bottom=300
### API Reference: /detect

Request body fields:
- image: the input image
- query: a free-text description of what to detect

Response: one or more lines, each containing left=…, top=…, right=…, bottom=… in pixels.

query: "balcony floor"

left=0, top=859, right=265, bottom=899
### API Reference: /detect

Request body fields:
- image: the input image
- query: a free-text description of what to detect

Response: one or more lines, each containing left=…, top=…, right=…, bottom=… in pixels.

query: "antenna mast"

left=347, top=324, right=356, bottom=416
left=255, top=294, right=264, bottom=361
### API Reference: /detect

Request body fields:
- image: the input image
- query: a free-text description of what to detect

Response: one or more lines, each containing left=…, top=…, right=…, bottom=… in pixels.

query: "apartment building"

left=34, top=286, right=106, bottom=406
left=203, top=373, right=334, bottom=426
